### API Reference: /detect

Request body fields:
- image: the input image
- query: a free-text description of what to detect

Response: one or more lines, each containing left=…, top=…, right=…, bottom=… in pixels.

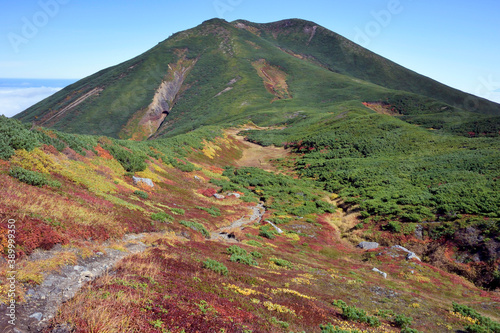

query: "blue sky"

left=0, top=0, right=499, bottom=117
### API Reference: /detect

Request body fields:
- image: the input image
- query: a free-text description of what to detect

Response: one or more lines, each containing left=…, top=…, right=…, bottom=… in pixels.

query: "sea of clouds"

left=0, top=78, right=76, bottom=118
left=0, top=86, right=61, bottom=117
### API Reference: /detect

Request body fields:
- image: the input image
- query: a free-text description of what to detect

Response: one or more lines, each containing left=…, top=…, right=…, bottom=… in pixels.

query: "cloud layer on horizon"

left=0, top=87, right=61, bottom=118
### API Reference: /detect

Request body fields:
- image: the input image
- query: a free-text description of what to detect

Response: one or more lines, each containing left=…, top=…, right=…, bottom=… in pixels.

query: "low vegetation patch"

left=203, top=258, right=228, bottom=276
left=179, top=220, right=210, bottom=238
left=332, top=300, right=380, bottom=327
left=9, top=167, right=61, bottom=188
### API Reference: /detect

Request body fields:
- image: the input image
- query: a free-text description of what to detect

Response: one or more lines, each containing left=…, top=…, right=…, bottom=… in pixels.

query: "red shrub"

left=41, top=144, right=59, bottom=155
left=9, top=216, right=67, bottom=257
left=198, top=188, right=217, bottom=197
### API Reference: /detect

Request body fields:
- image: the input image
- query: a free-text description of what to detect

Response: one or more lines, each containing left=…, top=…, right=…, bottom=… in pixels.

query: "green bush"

left=9, top=167, right=60, bottom=188
left=401, top=328, right=423, bottom=333
left=196, top=206, right=221, bottom=217
left=133, top=190, right=149, bottom=199
left=167, top=156, right=198, bottom=172
left=452, top=302, right=500, bottom=333
left=227, top=245, right=247, bottom=256
left=203, top=259, right=228, bottom=276
left=151, top=211, right=174, bottom=223
left=383, top=221, right=402, bottom=233
left=269, top=257, right=293, bottom=269
left=179, top=220, right=210, bottom=238
left=170, top=207, right=185, bottom=215
left=0, top=116, right=39, bottom=160
left=0, top=136, right=14, bottom=160
left=394, top=314, right=413, bottom=328
left=332, top=300, right=380, bottom=328
left=230, top=253, right=258, bottom=266
left=104, top=143, right=147, bottom=172
left=250, top=251, right=263, bottom=258
left=245, top=240, right=263, bottom=247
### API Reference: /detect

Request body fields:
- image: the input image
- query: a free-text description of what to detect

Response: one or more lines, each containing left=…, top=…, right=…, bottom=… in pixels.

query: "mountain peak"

left=15, top=18, right=499, bottom=139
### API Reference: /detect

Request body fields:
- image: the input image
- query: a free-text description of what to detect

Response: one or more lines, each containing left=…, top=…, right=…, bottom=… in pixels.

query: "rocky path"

left=210, top=203, right=265, bottom=242
left=2, top=202, right=266, bottom=333
left=0, top=234, right=149, bottom=333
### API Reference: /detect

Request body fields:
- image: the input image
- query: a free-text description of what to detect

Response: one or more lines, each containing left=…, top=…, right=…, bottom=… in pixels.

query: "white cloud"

left=0, top=87, right=61, bottom=118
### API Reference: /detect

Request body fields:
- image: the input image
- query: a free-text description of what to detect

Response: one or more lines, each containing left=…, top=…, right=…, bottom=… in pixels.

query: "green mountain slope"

left=15, top=18, right=500, bottom=140
left=238, top=19, right=500, bottom=114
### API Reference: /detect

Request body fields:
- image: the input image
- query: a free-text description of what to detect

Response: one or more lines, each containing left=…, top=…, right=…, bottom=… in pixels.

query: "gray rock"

left=132, top=176, right=154, bottom=187
left=415, top=224, right=423, bottom=239
left=73, top=265, right=84, bottom=271
left=29, top=312, right=43, bottom=321
left=372, top=267, right=387, bottom=279
left=213, top=193, right=225, bottom=199
left=406, top=252, right=421, bottom=261
left=194, top=175, right=202, bottom=182
left=392, top=245, right=421, bottom=261
left=357, top=242, right=379, bottom=250
left=79, top=271, right=94, bottom=283
left=228, top=192, right=241, bottom=198
left=51, top=323, right=73, bottom=333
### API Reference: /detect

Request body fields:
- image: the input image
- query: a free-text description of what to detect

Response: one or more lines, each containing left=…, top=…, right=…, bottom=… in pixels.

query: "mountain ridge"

left=14, top=18, right=500, bottom=140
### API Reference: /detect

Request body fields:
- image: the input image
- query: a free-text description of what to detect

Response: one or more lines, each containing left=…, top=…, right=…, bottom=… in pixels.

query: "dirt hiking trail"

left=225, top=126, right=289, bottom=172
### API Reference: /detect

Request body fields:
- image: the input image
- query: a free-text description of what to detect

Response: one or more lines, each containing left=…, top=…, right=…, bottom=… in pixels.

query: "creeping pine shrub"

left=203, top=259, right=228, bottom=276
left=332, top=300, right=380, bottom=327
left=103, top=143, right=147, bottom=172
left=227, top=245, right=248, bottom=255
left=133, top=190, right=148, bottom=199
left=401, top=328, right=423, bottom=333
left=394, top=314, right=413, bottom=328
left=245, top=240, right=263, bottom=247
left=9, top=167, right=61, bottom=188
left=151, top=212, right=174, bottom=223
left=0, top=116, right=39, bottom=160
left=195, top=206, right=221, bottom=217
left=320, top=323, right=362, bottom=333
left=167, top=156, right=198, bottom=172
left=452, top=302, right=500, bottom=333
left=383, top=221, right=402, bottom=233
left=227, top=245, right=258, bottom=266
left=269, top=317, right=289, bottom=329
left=170, top=207, right=185, bottom=215
left=250, top=251, right=263, bottom=258
left=179, top=220, right=210, bottom=238
left=269, top=257, right=293, bottom=269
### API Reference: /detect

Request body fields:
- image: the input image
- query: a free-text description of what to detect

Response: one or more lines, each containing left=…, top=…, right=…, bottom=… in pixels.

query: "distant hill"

left=15, top=18, right=500, bottom=140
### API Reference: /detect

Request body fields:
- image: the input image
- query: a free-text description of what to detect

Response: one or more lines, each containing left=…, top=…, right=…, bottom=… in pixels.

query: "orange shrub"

left=94, top=145, right=113, bottom=160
